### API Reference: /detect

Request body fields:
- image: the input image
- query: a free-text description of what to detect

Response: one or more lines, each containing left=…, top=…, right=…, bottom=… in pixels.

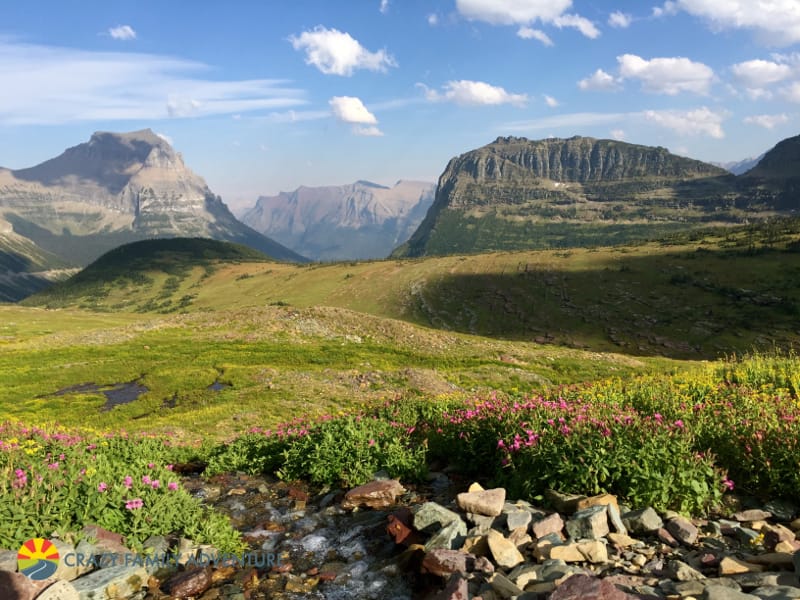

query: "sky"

left=1, top=0, right=799, bottom=213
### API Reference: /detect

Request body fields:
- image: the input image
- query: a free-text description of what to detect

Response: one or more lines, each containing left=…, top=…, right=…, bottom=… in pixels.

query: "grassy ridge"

left=27, top=219, right=800, bottom=359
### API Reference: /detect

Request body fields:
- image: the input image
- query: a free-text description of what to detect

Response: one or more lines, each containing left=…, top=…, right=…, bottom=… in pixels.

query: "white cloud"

left=731, top=59, right=792, bottom=87
left=610, top=128, right=626, bottom=140
left=455, top=0, right=599, bottom=39
left=743, top=113, right=789, bottom=129
left=652, top=2, right=678, bottom=18
left=608, top=11, right=632, bottom=28
left=380, top=0, right=389, bottom=14
left=289, top=26, right=396, bottom=76
left=644, top=106, right=726, bottom=138
left=543, top=94, right=559, bottom=107
left=781, top=81, right=800, bottom=102
left=552, top=14, right=601, bottom=38
left=329, top=96, right=378, bottom=124
left=0, top=40, right=306, bottom=125
left=658, top=0, right=800, bottom=45
left=421, top=80, right=527, bottom=106
left=108, top=25, right=136, bottom=41
left=428, top=13, right=439, bottom=26
left=578, top=69, right=620, bottom=91
left=617, top=54, right=714, bottom=95
left=517, top=27, right=553, bottom=46
left=355, top=125, right=384, bottom=136
left=155, top=132, right=173, bottom=145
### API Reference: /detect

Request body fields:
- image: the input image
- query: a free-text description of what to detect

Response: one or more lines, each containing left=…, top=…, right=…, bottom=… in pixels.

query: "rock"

left=0, top=572, right=53, bottom=600
left=468, top=482, right=485, bottom=492
left=546, top=490, right=587, bottom=514
left=794, top=550, right=800, bottom=574
left=456, top=488, right=506, bottom=517
left=607, top=502, right=628, bottom=535
left=751, top=585, right=800, bottom=599
left=71, top=541, right=97, bottom=578
left=736, top=528, right=763, bottom=545
left=577, top=541, right=608, bottom=563
left=734, top=510, right=773, bottom=523
left=532, top=513, right=565, bottom=539
left=622, top=507, right=663, bottom=534
left=548, top=574, right=639, bottom=600
left=575, top=494, right=619, bottom=512
left=668, top=559, right=706, bottom=581
left=35, top=580, right=79, bottom=600
left=387, top=508, right=421, bottom=546
left=49, top=540, right=79, bottom=582
left=342, top=479, right=406, bottom=510
left=0, top=550, right=17, bottom=573
left=434, top=572, right=469, bottom=600
left=415, top=503, right=463, bottom=533
left=566, top=505, right=609, bottom=540
left=761, top=524, right=795, bottom=550
left=745, top=553, right=794, bottom=568
left=425, top=519, right=468, bottom=551
left=703, top=585, right=761, bottom=600
left=549, top=541, right=607, bottom=564
left=732, top=572, right=800, bottom=589
left=667, top=516, right=699, bottom=546
left=658, top=527, right=680, bottom=547
left=487, top=572, right=524, bottom=598
left=70, top=564, right=148, bottom=600
left=763, top=501, right=797, bottom=523
left=508, top=527, right=532, bottom=550
left=461, top=535, right=489, bottom=557
left=487, top=530, right=525, bottom=570
left=469, top=514, right=505, bottom=535
left=549, top=543, right=586, bottom=563
left=607, top=532, right=638, bottom=548
left=508, top=564, right=541, bottom=589
left=775, top=540, right=800, bottom=553
left=421, top=549, right=493, bottom=577
left=162, top=567, right=212, bottom=598
left=720, top=557, right=766, bottom=575
left=506, top=510, right=532, bottom=532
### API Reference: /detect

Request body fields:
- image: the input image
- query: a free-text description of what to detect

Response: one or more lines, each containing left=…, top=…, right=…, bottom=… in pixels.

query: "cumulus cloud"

left=289, top=26, right=396, bottom=76
left=731, top=59, right=792, bottom=87
left=355, top=125, right=384, bottom=136
left=108, top=25, right=136, bottom=40
left=608, top=11, right=632, bottom=28
left=544, top=94, right=559, bottom=107
left=455, top=0, right=599, bottom=39
left=517, top=27, right=553, bottom=46
left=329, top=96, right=378, bottom=124
left=0, top=40, right=306, bottom=125
left=617, top=54, right=714, bottom=95
left=743, top=113, right=789, bottom=129
left=781, top=81, right=800, bottom=102
left=380, top=0, right=389, bottom=14
left=655, top=0, right=800, bottom=46
left=644, top=106, right=726, bottom=138
left=578, top=69, right=620, bottom=91
left=421, top=80, right=527, bottom=106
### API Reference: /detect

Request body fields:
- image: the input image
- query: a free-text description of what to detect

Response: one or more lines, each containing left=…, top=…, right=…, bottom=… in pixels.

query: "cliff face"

left=0, top=130, right=305, bottom=266
left=242, top=180, right=434, bottom=260
left=394, top=136, right=749, bottom=258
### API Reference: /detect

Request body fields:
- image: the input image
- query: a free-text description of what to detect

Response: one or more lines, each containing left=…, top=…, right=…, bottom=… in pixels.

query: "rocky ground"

left=2, top=470, right=800, bottom=600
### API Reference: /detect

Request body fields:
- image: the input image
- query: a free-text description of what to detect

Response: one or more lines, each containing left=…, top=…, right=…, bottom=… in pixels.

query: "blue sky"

left=1, top=0, right=798, bottom=212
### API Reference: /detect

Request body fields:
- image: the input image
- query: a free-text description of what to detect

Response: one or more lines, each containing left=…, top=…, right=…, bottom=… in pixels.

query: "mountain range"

left=393, top=134, right=798, bottom=258
left=241, top=180, right=434, bottom=261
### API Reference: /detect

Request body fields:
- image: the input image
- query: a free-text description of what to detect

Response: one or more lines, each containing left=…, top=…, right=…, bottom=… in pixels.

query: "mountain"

left=241, top=180, right=435, bottom=260
left=714, top=155, right=764, bottom=175
left=392, top=135, right=782, bottom=258
left=0, top=130, right=305, bottom=266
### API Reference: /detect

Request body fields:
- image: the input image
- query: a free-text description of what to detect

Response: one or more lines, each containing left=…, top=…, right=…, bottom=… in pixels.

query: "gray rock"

left=622, top=507, right=663, bottom=534
left=732, top=572, right=800, bottom=589
left=566, top=505, right=609, bottom=540
left=734, top=510, right=773, bottom=522
left=703, top=584, right=761, bottom=600
left=736, top=527, right=762, bottom=545
left=751, top=586, right=800, bottom=600
left=764, top=500, right=797, bottom=522
left=506, top=510, right=532, bottom=532
left=415, top=502, right=463, bottom=533
left=508, top=564, right=541, bottom=589
left=488, top=572, right=524, bottom=598
left=794, top=550, right=800, bottom=575
left=71, top=564, right=148, bottom=600
left=434, top=572, right=469, bottom=600
left=424, top=519, right=467, bottom=551
left=607, top=502, right=627, bottom=535
left=0, top=550, right=16, bottom=573
left=668, top=559, right=706, bottom=581
left=50, top=539, right=79, bottom=582
left=468, top=513, right=506, bottom=535
left=667, top=516, right=699, bottom=546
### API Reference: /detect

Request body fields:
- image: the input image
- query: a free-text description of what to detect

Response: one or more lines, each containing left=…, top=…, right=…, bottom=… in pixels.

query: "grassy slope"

left=29, top=220, right=800, bottom=359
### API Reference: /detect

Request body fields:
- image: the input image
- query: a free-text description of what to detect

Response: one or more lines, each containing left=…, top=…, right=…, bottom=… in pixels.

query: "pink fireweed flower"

left=125, top=498, right=144, bottom=510
left=497, top=439, right=505, bottom=448
left=142, top=475, right=152, bottom=485
left=12, top=469, right=27, bottom=489
left=168, top=482, right=179, bottom=491
left=368, top=439, right=375, bottom=447
left=673, top=420, right=685, bottom=429
left=165, top=464, right=174, bottom=471
left=150, top=480, right=160, bottom=489
left=147, top=462, right=155, bottom=469
left=48, top=462, right=59, bottom=470
left=98, top=482, right=107, bottom=492
left=123, top=476, right=133, bottom=489
left=722, top=478, right=735, bottom=491
left=654, top=413, right=663, bottom=423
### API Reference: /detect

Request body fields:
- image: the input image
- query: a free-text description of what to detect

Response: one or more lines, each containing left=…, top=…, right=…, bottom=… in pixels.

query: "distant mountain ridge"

left=0, top=129, right=305, bottom=300
left=394, top=135, right=796, bottom=258
left=242, top=180, right=434, bottom=260
left=713, top=155, right=764, bottom=175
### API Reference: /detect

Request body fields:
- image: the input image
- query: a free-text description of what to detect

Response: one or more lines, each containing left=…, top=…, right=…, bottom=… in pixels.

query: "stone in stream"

left=162, top=567, right=213, bottom=598
left=342, top=479, right=406, bottom=510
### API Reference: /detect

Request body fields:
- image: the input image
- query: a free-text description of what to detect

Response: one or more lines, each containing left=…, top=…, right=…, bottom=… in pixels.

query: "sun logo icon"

left=18, top=538, right=59, bottom=580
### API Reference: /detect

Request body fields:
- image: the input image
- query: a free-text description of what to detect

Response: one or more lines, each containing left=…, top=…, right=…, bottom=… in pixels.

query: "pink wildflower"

left=142, top=475, right=152, bottom=485
left=168, top=482, right=179, bottom=491
left=722, top=478, right=735, bottom=491
left=123, top=476, right=133, bottom=489
left=125, top=498, right=144, bottom=510
left=150, top=480, right=160, bottom=489
left=98, top=482, right=108, bottom=492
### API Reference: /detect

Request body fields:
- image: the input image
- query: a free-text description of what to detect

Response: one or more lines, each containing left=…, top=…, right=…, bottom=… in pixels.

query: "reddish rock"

left=0, top=572, right=53, bottom=600
left=666, top=517, right=699, bottom=546
left=657, top=527, right=679, bottom=547
left=549, top=574, right=640, bottom=600
left=81, top=524, right=129, bottom=557
left=318, top=572, right=337, bottom=582
left=421, top=549, right=494, bottom=577
left=532, top=513, right=565, bottom=539
left=163, top=567, right=212, bottom=599
left=733, top=509, right=773, bottom=522
left=342, top=479, right=406, bottom=510
left=387, top=508, right=421, bottom=546
left=434, top=572, right=469, bottom=600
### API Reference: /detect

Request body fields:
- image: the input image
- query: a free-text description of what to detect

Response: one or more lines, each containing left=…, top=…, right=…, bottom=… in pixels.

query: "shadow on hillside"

left=414, top=244, right=800, bottom=359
